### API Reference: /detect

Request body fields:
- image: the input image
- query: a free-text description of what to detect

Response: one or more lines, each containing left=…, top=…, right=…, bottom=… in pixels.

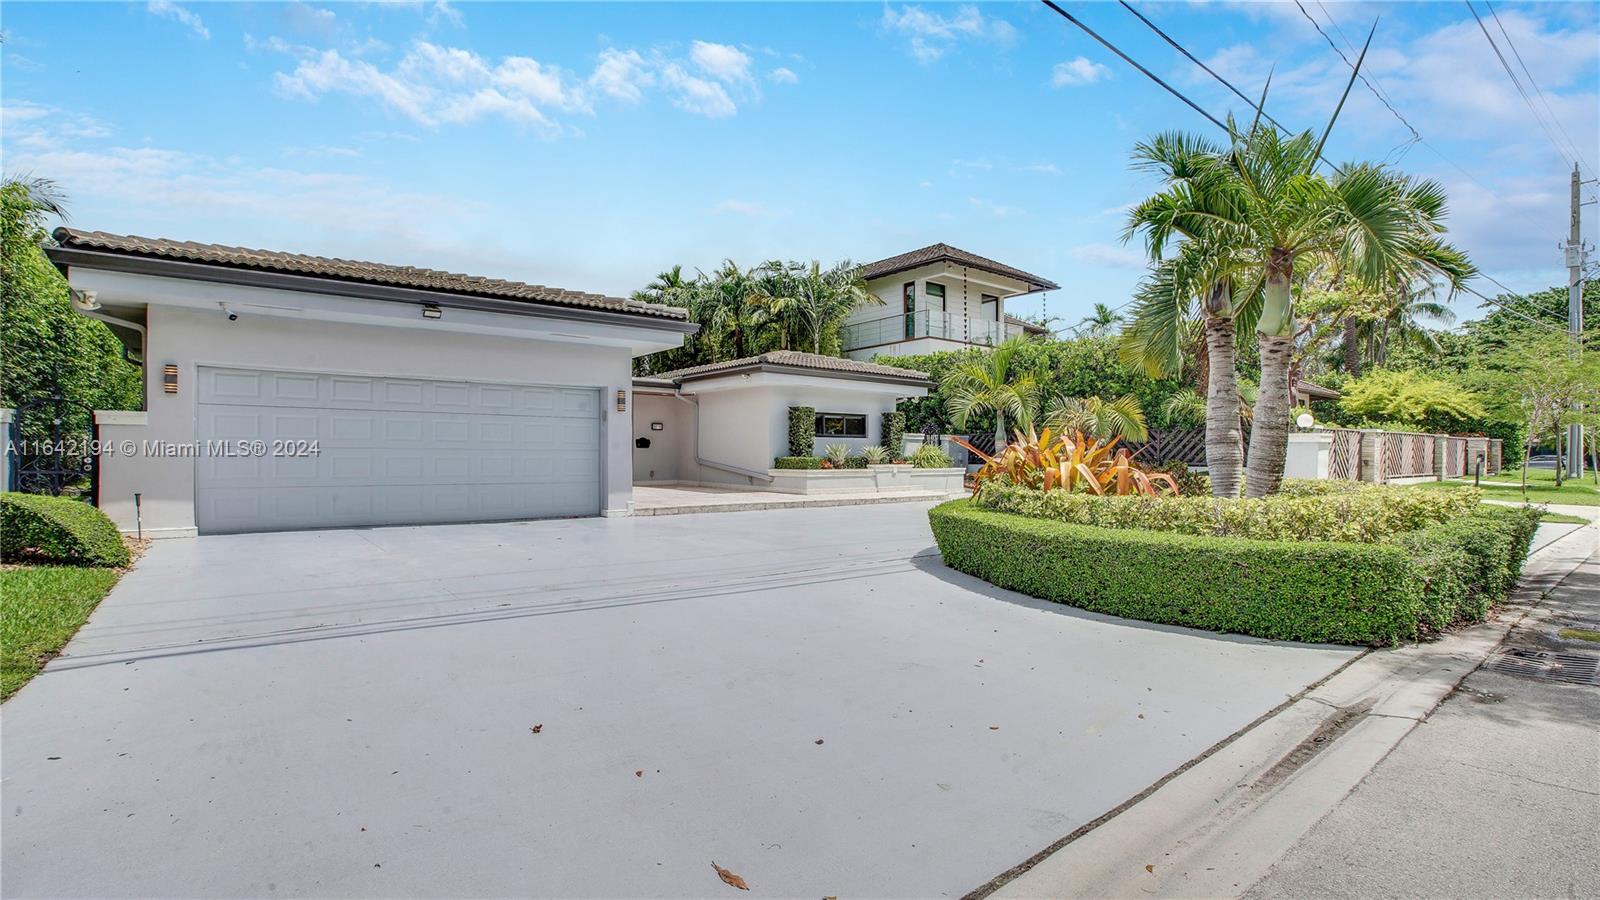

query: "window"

left=902, top=282, right=916, bottom=339
left=925, top=282, right=946, bottom=312
left=815, top=413, right=868, bottom=437
left=981, top=293, right=999, bottom=321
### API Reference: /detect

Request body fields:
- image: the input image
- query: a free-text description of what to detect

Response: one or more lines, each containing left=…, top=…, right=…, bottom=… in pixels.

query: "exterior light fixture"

left=615, top=390, right=627, bottom=412
left=650, top=422, right=664, bottom=431
left=1295, top=412, right=1314, bottom=429
left=163, top=364, right=179, bottom=394
left=421, top=304, right=442, bottom=319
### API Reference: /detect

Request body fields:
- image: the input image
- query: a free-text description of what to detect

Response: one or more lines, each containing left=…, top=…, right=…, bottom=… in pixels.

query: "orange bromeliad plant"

left=951, top=427, right=1181, bottom=497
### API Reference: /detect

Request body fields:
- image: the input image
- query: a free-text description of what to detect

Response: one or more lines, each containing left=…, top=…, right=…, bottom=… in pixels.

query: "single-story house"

left=842, top=243, right=1058, bottom=360
left=43, top=230, right=960, bottom=536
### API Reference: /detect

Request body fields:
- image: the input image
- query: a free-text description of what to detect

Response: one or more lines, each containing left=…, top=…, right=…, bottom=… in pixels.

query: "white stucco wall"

left=631, top=392, right=695, bottom=483
left=95, top=302, right=641, bottom=535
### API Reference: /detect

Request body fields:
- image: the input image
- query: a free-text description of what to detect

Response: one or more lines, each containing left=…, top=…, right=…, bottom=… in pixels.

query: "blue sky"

left=3, top=1, right=1596, bottom=330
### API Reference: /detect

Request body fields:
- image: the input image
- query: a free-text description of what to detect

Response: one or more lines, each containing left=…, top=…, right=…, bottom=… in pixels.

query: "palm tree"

left=1131, top=117, right=1474, bottom=496
left=1121, top=130, right=1258, bottom=498
left=697, top=260, right=767, bottom=359
left=1043, top=393, right=1149, bottom=442
left=1076, top=302, right=1124, bottom=337
left=944, top=336, right=1039, bottom=449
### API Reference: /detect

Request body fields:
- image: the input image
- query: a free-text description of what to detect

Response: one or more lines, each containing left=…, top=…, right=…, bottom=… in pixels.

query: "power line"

left=1483, top=0, right=1595, bottom=173
left=1463, top=283, right=1567, bottom=331
left=1293, top=0, right=1420, bottom=142
left=1115, top=2, right=1289, bottom=134
left=1464, top=0, right=1578, bottom=170
left=1040, top=0, right=1225, bottom=131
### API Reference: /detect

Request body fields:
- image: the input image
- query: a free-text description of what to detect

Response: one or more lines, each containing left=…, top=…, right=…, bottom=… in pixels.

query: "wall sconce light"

left=650, top=422, right=664, bottom=431
left=163, top=364, right=178, bottom=394
left=615, top=390, right=627, bottom=412
left=421, top=304, right=442, bottom=319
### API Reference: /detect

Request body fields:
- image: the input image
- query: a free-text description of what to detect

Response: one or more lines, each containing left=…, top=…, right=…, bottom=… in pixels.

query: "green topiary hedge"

left=787, top=406, right=815, bottom=457
left=1, top=492, right=130, bottom=567
left=974, top=481, right=1481, bottom=544
left=881, top=410, right=906, bottom=459
left=928, top=499, right=1541, bottom=646
left=774, top=456, right=823, bottom=469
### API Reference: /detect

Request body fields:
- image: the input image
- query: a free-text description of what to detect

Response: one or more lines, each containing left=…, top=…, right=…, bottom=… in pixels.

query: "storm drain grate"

left=1485, top=648, right=1600, bottom=686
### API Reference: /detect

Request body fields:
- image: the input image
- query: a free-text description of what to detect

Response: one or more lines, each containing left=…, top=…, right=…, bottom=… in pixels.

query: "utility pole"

left=1566, top=163, right=1586, bottom=479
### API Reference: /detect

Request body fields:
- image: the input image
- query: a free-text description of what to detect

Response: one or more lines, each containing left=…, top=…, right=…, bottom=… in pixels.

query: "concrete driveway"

left=2, top=503, right=1357, bottom=898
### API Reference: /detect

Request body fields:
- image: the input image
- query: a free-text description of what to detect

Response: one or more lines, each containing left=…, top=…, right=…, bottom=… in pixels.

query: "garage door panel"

left=196, top=367, right=602, bottom=533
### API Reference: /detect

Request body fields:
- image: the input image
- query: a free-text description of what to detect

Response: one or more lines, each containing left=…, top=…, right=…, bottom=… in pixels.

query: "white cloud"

left=589, top=48, right=652, bottom=103
left=282, top=2, right=337, bottom=37
left=1069, top=243, right=1147, bottom=269
left=711, top=199, right=784, bottom=217
left=1017, top=162, right=1061, bottom=175
left=427, top=0, right=463, bottom=28
left=661, top=64, right=737, bottom=118
left=690, top=41, right=753, bottom=83
left=1051, top=56, right=1110, bottom=87
left=269, top=38, right=771, bottom=129
left=968, top=196, right=1024, bottom=218
left=283, top=144, right=361, bottom=158
left=768, top=66, right=799, bottom=85
left=881, top=4, right=1016, bottom=63
left=146, top=0, right=209, bottom=40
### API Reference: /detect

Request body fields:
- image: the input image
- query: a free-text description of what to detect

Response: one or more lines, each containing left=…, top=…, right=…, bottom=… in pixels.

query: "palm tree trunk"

left=1245, top=250, right=1295, bottom=498
left=1203, top=315, right=1243, bottom=497
left=1342, top=316, right=1361, bottom=376
left=995, top=411, right=1006, bottom=451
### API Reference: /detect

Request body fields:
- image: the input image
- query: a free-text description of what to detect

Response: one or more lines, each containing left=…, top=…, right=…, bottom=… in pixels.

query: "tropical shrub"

left=787, top=406, right=816, bottom=457
left=860, top=445, right=888, bottom=464
left=929, top=499, right=1538, bottom=645
left=909, top=444, right=954, bottom=468
left=823, top=444, right=852, bottom=467
left=1155, top=461, right=1208, bottom=497
left=1, top=493, right=130, bottom=567
left=774, top=456, right=823, bottom=470
left=880, top=410, right=905, bottom=459
left=953, top=427, right=1179, bottom=497
left=1338, top=369, right=1487, bottom=433
left=974, top=481, right=1480, bottom=543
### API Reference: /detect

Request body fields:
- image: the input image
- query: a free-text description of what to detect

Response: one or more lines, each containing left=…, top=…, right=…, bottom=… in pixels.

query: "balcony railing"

left=842, top=310, right=1014, bottom=351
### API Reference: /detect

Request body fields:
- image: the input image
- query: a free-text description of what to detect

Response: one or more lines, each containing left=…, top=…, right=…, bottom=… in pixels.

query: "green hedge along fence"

left=928, top=500, right=1539, bottom=646
left=1, top=492, right=130, bottom=567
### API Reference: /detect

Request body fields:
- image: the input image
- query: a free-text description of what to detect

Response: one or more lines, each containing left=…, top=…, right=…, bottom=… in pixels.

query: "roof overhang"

left=47, top=245, right=699, bottom=337
left=862, top=258, right=1059, bottom=293
left=673, top=360, right=931, bottom=390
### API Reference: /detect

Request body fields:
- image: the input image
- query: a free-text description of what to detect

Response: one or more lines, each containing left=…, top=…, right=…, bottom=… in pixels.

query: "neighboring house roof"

left=649, top=351, right=932, bottom=387
left=1005, top=314, right=1049, bottom=335
left=858, top=243, right=1060, bottom=292
left=1294, top=381, right=1342, bottom=401
left=49, top=228, right=690, bottom=325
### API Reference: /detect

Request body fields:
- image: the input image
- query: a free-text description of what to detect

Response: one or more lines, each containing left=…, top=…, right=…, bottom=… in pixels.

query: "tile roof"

left=653, top=351, right=931, bottom=384
left=51, top=228, right=688, bottom=321
left=1005, top=314, right=1049, bottom=334
left=858, top=243, right=1060, bottom=291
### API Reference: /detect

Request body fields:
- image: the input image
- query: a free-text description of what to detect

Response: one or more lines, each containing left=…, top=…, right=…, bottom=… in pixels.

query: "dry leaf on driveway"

left=711, top=861, right=749, bottom=890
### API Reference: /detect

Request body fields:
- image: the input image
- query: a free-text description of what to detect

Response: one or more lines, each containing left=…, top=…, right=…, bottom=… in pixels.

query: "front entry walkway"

left=630, top=482, right=953, bottom=516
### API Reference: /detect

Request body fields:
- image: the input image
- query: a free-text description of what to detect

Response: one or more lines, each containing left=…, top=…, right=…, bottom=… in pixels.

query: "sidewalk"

left=985, top=521, right=1598, bottom=900
left=1242, top=550, right=1600, bottom=899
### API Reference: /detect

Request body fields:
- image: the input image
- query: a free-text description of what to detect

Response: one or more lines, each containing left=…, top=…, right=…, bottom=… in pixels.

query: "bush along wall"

left=881, top=410, right=906, bottom=460
left=928, top=499, right=1541, bottom=647
left=788, top=406, right=816, bottom=457
left=1, top=492, right=130, bottom=567
left=774, top=456, right=823, bottom=469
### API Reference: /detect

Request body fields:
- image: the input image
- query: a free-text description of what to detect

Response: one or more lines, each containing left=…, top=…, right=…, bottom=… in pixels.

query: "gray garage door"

left=195, top=367, right=601, bottom=533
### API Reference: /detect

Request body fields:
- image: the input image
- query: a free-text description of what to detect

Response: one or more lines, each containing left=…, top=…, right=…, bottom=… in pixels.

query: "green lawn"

left=1417, top=467, right=1600, bottom=507
left=1539, top=512, right=1591, bottom=525
left=1, top=565, right=121, bottom=700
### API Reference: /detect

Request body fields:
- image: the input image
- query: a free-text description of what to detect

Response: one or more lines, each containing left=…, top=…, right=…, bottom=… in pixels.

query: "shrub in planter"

left=787, top=406, right=816, bottom=457
left=881, top=410, right=906, bottom=459
left=861, top=445, right=889, bottom=464
left=1, top=492, right=130, bottom=567
left=774, top=456, right=823, bottom=470
left=823, top=443, right=851, bottom=467
left=909, top=444, right=954, bottom=468
left=929, top=500, right=1422, bottom=645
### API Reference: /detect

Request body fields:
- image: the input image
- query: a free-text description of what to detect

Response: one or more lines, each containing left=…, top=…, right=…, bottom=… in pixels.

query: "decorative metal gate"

left=5, top=396, right=98, bottom=501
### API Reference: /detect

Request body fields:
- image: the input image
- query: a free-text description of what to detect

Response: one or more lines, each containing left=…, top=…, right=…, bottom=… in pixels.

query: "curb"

left=978, top=521, right=1599, bottom=899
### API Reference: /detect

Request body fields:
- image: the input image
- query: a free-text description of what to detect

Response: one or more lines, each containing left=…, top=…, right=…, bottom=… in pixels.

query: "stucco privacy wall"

left=631, top=392, right=694, bottom=483
left=97, top=304, right=636, bottom=535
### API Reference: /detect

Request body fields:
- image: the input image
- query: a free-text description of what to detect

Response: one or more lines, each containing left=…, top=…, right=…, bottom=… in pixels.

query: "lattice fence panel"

left=1328, top=429, right=1361, bottom=480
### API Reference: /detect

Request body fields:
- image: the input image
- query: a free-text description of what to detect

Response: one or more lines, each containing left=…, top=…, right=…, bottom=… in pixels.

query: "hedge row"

left=774, top=456, right=823, bottom=470
left=787, top=406, right=815, bottom=457
left=1, top=492, right=130, bottom=567
left=974, top=481, right=1481, bottom=543
left=928, top=500, right=1541, bottom=646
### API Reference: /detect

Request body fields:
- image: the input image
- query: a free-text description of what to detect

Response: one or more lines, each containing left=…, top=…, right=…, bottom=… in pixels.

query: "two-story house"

left=842, top=243, right=1057, bottom=361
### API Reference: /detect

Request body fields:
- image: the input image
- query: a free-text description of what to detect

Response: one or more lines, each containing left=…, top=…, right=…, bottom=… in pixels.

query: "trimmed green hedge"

left=974, top=482, right=1481, bottom=543
left=1, top=492, right=130, bottom=567
left=881, top=410, right=906, bottom=459
left=928, top=499, right=1541, bottom=646
left=774, top=456, right=823, bottom=470
left=787, top=406, right=815, bottom=457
